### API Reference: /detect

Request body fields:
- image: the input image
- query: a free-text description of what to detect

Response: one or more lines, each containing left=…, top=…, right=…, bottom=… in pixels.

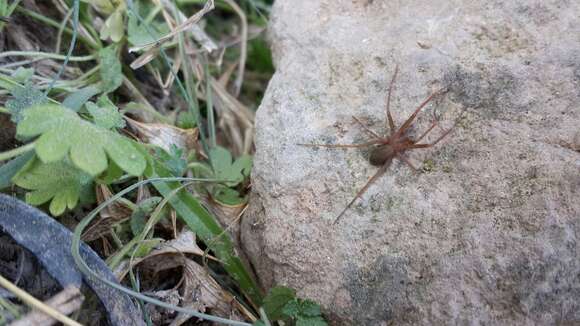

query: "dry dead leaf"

left=170, top=258, right=248, bottom=325
left=126, top=117, right=198, bottom=152
left=82, top=185, right=133, bottom=242
left=114, top=230, right=219, bottom=281
left=113, top=230, right=251, bottom=325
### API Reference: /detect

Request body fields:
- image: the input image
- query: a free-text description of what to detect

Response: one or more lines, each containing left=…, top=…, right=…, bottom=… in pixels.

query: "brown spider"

left=301, top=66, right=462, bottom=224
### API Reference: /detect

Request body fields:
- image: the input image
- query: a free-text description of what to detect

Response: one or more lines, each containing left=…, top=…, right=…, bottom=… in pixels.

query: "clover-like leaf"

left=11, top=67, right=34, bottom=83
left=100, top=9, right=124, bottom=42
left=209, top=146, right=252, bottom=187
left=62, top=86, right=101, bottom=112
left=155, top=145, right=187, bottom=177
left=17, top=103, right=146, bottom=176
left=87, top=95, right=125, bottom=129
left=297, top=300, right=322, bottom=317
left=5, top=82, right=46, bottom=123
left=279, top=296, right=327, bottom=326
left=12, top=157, right=95, bottom=216
left=296, top=316, right=328, bottom=326
left=262, top=286, right=296, bottom=321
left=99, top=45, right=123, bottom=93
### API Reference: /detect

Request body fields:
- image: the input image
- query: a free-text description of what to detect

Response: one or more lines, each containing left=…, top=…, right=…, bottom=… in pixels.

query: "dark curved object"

left=0, top=193, right=144, bottom=326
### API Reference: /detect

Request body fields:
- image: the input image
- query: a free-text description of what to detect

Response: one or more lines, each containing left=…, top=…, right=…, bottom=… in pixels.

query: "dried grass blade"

left=129, top=0, right=214, bottom=53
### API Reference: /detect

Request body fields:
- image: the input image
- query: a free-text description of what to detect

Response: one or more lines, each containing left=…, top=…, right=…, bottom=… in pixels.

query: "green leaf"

left=247, top=38, right=275, bottom=74
left=146, top=159, right=263, bottom=305
left=127, top=13, right=168, bottom=46
left=98, top=45, right=123, bottom=93
left=212, top=185, right=247, bottom=206
left=209, top=146, right=252, bottom=187
left=282, top=299, right=301, bottom=318
left=234, top=155, right=253, bottom=178
left=12, top=157, right=94, bottom=216
left=280, top=298, right=327, bottom=325
left=5, top=82, right=46, bottom=123
left=0, top=0, right=7, bottom=15
left=16, top=104, right=146, bottom=176
left=81, top=0, right=116, bottom=14
left=262, top=286, right=296, bottom=321
left=299, top=300, right=323, bottom=317
left=176, top=110, right=197, bottom=129
left=62, top=86, right=101, bottom=112
left=0, top=151, right=34, bottom=189
left=11, top=67, right=34, bottom=83
left=100, top=9, right=124, bottom=43
left=97, top=160, right=123, bottom=184
left=130, top=197, right=162, bottom=236
left=296, top=316, right=328, bottom=326
left=132, top=238, right=163, bottom=257
left=155, top=145, right=187, bottom=177
left=86, top=95, right=125, bottom=129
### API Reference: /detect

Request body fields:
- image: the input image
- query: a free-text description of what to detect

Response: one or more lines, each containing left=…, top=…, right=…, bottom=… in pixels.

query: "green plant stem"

left=44, top=0, right=80, bottom=96
left=32, top=65, right=100, bottom=90
left=187, top=162, right=213, bottom=175
left=121, top=76, right=171, bottom=123
left=144, top=4, right=163, bottom=23
left=204, top=57, right=216, bottom=148
left=0, top=296, right=21, bottom=320
left=0, top=143, right=35, bottom=162
left=0, top=0, right=22, bottom=32
left=0, top=51, right=96, bottom=62
left=110, top=229, right=124, bottom=249
left=0, top=73, right=59, bottom=104
left=0, top=107, right=8, bottom=114
left=107, top=235, right=140, bottom=269
left=15, top=7, right=99, bottom=50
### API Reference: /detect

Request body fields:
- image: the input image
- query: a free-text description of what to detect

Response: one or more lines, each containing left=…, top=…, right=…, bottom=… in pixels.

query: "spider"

left=301, top=66, right=462, bottom=224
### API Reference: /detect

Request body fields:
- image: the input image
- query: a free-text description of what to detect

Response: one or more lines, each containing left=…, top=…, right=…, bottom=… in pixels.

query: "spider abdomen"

left=369, top=144, right=396, bottom=166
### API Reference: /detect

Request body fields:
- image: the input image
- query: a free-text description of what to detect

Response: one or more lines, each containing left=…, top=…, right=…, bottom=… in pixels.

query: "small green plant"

left=17, top=103, right=146, bottom=176
left=256, top=286, right=328, bottom=326
left=12, top=157, right=95, bottom=216
left=190, top=146, right=252, bottom=206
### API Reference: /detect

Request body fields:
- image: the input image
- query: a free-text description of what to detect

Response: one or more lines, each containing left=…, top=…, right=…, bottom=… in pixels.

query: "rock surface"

left=241, top=0, right=580, bottom=324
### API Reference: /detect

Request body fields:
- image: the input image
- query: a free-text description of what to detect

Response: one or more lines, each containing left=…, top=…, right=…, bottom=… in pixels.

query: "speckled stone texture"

left=241, top=0, right=580, bottom=324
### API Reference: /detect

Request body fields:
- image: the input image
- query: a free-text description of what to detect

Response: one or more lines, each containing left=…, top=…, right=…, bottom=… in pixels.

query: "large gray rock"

left=241, top=1, right=580, bottom=324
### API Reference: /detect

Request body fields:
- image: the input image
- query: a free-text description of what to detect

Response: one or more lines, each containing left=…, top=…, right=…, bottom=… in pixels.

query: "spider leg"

left=410, top=108, right=466, bottom=149
left=352, top=116, right=383, bottom=139
left=299, top=140, right=381, bottom=148
left=397, top=154, right=418, bottom=172
left=393, top=88, right=445, bottom=139
left=334, top=158, right=393, bottom=224
left=410, top=127, right=454, bottom=149
left=386, top=65, right=399, bottom=133
left=414, top=120, right=438, bottom=144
